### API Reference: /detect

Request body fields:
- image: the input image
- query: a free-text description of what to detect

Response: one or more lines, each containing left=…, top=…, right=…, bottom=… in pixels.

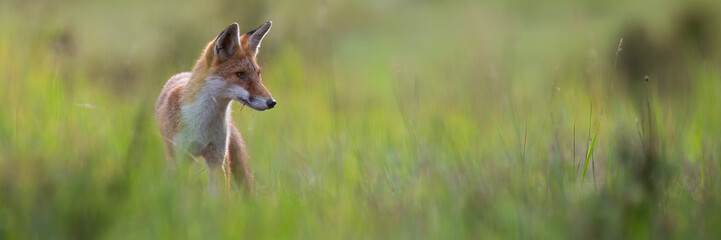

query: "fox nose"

left=267, top=99, right=276, bottom=109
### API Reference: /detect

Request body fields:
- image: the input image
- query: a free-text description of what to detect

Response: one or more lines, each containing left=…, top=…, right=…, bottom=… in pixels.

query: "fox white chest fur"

left=174, top=76, right=232, bottom=158
left=154, top=21, right=276, bottom=194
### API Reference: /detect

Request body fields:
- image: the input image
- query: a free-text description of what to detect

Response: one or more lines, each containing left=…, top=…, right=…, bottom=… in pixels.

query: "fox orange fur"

left=155, top=22, right=276, bottom=194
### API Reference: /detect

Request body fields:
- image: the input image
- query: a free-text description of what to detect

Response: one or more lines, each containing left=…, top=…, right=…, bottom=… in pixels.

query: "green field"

left=1, top=0, right=720, bottom=239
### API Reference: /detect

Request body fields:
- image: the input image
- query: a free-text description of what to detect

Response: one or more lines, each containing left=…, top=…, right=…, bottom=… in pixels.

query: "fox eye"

left=236, top=72, right=246, bottom=79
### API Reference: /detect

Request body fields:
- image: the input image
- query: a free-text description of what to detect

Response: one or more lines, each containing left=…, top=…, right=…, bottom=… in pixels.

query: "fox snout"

left=240, top=95, right=276, bottom=111
left=228, top=84, right=276, bottom=111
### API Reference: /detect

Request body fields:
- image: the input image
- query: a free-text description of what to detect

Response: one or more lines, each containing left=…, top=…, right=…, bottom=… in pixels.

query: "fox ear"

left=214, top=22, right=240, bottom=60
left=244, top=21, right=272, bottom=55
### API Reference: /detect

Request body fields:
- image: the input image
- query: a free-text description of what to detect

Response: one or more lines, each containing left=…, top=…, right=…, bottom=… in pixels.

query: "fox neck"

left=178, top=75, right=233, bottom=148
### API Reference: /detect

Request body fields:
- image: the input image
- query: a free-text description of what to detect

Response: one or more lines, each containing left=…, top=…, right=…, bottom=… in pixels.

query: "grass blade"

left=582, top=120, right=601, bottom=182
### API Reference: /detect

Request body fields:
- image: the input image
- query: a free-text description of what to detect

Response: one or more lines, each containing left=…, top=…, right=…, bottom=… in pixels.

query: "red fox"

left=155, top=22, right=276, bottom=194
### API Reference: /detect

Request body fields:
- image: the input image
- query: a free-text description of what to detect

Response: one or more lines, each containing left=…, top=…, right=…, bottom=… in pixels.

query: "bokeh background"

left=1, top=0, right=721, bottom=239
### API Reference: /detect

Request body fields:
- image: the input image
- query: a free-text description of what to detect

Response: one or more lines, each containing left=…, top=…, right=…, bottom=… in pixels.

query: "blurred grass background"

left=1, top=0, right=721, bottom=239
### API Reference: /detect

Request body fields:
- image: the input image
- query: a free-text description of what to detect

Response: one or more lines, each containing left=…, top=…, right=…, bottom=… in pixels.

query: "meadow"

left=1, top=0, right=720, bottom=239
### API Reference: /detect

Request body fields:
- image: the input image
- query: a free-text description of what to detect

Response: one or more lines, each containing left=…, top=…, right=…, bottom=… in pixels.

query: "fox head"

left=197, top=22, right=276, bottom=111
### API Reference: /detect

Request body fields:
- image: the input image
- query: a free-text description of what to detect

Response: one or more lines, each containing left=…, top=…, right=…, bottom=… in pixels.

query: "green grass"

left=2, top=0, right=721, bottom=239
left=582, top=119, right=600, bottom=182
